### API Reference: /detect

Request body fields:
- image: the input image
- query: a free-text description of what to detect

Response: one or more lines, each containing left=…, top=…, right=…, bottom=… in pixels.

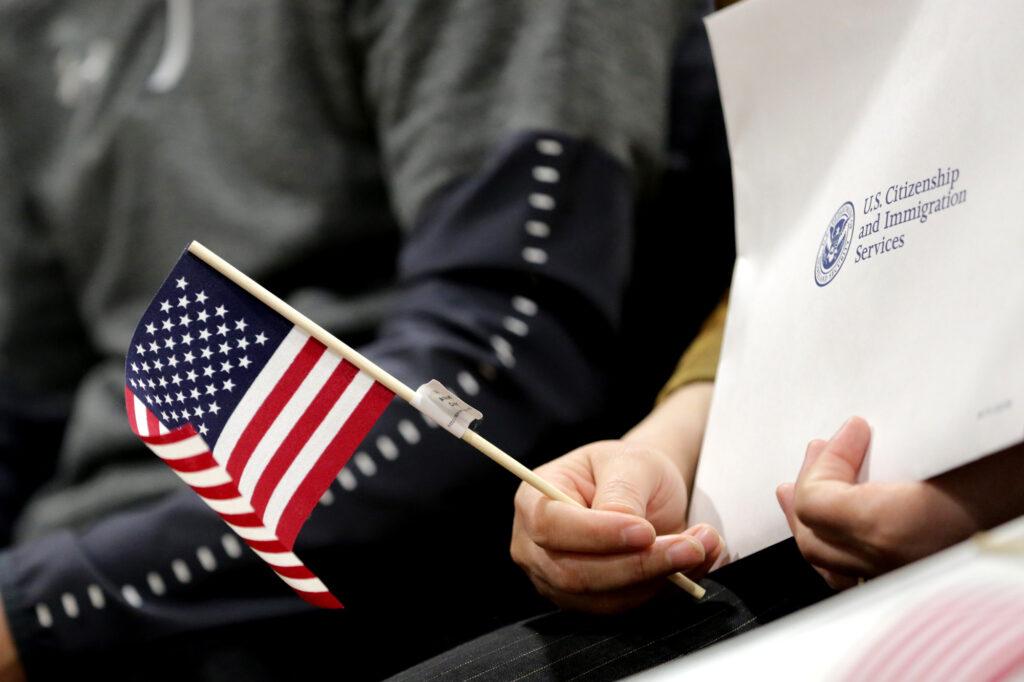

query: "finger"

left=687, top=524, right=725, bottom=578
left=777, top=441, right=824, bottom=532
left=516, top=493, right=657, bottom=553
left=794, top=417, right=873, bottom=534
left=778, top=483, right=878, bottom=577
left=529, top=534, right=707, bottom=594
left=589, top=448, right=665, bottom=518
left=798, top=439, right=828, bottom=478
left=788, top=522, right=878, bottom=576
left=801, top=417, right=871, bottom=487
left=515, top=466, right=590, bottom=510
left=780, top=480, right=857, bottom=547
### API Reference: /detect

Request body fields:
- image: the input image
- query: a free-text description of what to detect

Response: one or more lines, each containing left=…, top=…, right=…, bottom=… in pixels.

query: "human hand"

left=776, top=417, right=983, bottom=589
left=511, top=440, right=723, bottom=613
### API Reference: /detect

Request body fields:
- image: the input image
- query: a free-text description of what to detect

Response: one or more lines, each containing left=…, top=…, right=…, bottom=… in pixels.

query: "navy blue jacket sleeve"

left=0, top=131, right=639, bottom=679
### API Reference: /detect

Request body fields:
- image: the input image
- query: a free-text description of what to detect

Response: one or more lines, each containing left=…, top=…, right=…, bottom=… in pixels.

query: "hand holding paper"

left=777, top=417, right=1024, bottom=588
left=691, top=0, right=1024, bottom=559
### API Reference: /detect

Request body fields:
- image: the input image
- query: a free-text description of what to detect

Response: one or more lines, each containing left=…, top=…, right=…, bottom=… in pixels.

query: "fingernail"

left=621, top=523, right=655, bottom=548
left=693, top=525, right=721, bottom=555
left=667, top=536, right=704, bottom=566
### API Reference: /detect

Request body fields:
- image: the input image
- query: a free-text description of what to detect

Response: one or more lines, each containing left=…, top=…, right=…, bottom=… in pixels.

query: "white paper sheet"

left=689, top=0, right=1024, bottom=560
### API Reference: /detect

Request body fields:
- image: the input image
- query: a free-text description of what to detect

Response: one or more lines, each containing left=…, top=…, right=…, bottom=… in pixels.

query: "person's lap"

left=391, top=539, right=834, bottom=681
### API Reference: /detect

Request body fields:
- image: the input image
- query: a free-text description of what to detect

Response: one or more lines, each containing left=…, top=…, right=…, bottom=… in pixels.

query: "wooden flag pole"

left=187, top=242, right=417, bottom=403
left=188, top=241, right=706, bottom=600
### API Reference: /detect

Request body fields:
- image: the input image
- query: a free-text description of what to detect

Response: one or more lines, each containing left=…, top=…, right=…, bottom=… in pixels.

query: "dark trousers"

left=390, top=540, right=835, bottom=681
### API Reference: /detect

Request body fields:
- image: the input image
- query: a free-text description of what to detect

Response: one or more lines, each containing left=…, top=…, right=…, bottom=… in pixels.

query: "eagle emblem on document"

left=814, top=201, right=856, bottom=287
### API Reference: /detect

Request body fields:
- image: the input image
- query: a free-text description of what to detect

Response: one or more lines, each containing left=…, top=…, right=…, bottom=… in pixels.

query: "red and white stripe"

left=125, top=390, right=170, bottom=437
left=213, top=327, right=393, bottom=548
left=844, top=586, right=1024, bottom=681
left=125, top=386, right=343, bottom=609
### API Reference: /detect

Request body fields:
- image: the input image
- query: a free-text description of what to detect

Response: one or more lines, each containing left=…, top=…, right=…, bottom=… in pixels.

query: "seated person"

left=0, top=2, right=715, bottom=679
left=513, top=298, right=1024, bottom=610
left=393, top=298, right=1024, bottom=680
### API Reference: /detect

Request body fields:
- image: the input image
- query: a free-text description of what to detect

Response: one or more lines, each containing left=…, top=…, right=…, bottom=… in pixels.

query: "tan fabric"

left=657, top=294, right=729, bottom=403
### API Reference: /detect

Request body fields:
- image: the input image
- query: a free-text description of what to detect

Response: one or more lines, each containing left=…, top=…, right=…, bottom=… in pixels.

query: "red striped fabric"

left=207, top=327, right=393, bottom=552
left=224, top=336, right=327, bottom=481
left=125, top=385, right=352, bottom=608
left=277, top=379, right=395, bottom=548
left=843, top=587, right=1024, bottom=681
left=248, top=359, right=358, bottom=517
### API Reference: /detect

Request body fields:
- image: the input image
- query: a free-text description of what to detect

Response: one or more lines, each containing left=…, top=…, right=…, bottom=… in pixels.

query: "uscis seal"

left=814, top=201, right=856, bottom=287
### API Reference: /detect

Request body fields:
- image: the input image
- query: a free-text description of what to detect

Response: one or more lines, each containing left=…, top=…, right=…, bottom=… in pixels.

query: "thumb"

left=590, top=449, right=661, bottom=519
left=802, top=416, right=872, bottom=486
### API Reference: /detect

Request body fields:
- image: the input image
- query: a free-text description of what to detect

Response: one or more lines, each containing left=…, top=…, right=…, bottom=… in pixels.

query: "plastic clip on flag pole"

left=126, top=241, right=704, bottom=607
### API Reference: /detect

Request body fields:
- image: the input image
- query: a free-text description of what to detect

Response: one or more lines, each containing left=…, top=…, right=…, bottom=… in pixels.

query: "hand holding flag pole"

left=131, top=242, right=703, bottom=605
left=187, top=242, right=705, bottom=600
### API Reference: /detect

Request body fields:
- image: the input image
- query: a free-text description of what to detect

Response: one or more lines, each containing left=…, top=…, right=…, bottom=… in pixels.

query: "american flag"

left=124, top=248, right=394, bottom=608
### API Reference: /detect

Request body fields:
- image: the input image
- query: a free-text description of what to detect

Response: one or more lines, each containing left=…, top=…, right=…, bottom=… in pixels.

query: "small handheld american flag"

left=125, top=242, right=705, bottom=607
left=125, top=244, right=400, bottom=608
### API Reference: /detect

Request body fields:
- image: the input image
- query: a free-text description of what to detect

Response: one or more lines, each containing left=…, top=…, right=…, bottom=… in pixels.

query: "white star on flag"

left=124, top=246, right=397, bottom=608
